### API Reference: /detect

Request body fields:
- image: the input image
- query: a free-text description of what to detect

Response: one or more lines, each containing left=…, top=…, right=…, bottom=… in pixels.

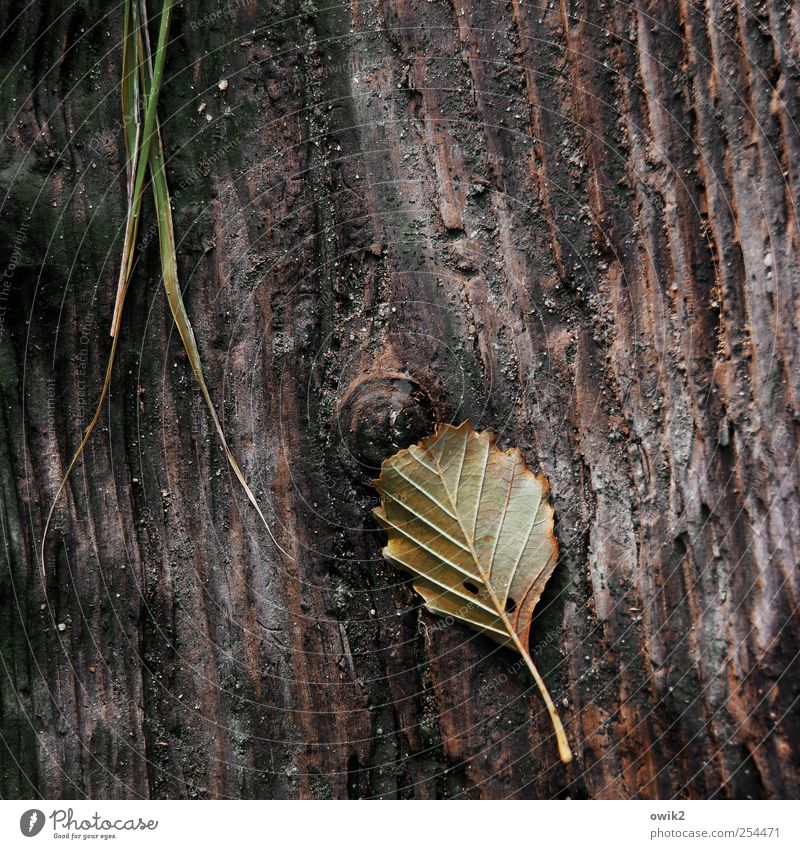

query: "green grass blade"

left=120, top=0, right=140, bottom=187
left=111, top=0, right=173, bottom=337
left=111, top=0, right=142, bottom=334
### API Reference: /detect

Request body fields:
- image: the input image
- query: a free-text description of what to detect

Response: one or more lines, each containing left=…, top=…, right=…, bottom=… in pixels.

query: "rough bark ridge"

left=1, top=0, right=798, bottom=799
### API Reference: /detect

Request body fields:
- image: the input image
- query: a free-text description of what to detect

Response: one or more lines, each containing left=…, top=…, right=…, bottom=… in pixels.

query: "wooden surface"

left=0, top=0, right=798, bottom=799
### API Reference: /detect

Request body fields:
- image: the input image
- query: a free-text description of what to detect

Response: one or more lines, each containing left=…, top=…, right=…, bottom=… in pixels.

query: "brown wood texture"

left=1, top=0, right=798, bottom=799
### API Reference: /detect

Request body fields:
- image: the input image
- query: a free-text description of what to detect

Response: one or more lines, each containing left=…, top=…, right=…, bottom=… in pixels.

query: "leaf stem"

left=511, top=632, right=573, bottom=764
left=485, top=583, right=573, bottom=765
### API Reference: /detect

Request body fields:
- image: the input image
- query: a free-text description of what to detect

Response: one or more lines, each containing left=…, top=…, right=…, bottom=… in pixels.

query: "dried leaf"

left=373, top=421, right=572, bottom=764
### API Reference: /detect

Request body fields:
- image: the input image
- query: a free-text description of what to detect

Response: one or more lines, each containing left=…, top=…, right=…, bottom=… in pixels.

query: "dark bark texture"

left=1, top=0, right=799, bottom=799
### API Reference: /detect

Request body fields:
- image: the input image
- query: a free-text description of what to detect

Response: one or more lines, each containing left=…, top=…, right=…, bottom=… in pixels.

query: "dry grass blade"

left=40, top=0, right=174, bottom=572
left=136, top=1, right=280, bottom=550
left=114, top=0, right=142, bottom=330
left=373, top=421, right=573, bottom=764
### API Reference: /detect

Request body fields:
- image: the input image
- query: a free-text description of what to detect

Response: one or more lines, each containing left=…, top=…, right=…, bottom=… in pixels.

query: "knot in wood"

left=338, top=375, right=435, bottom=473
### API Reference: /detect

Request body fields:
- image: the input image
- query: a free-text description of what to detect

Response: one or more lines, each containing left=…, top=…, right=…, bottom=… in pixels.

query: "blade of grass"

left=121, top=0, right=140, bottom=191
left=150, top=134, right=279, bottom=547
left=137, top=1, right=282, bottom=550
left=113, top=0, right=142, bottom=329
left=43, top=0, right=280, bottom=571
left=110, top=0, right=174, bottom=338
left=40, top=0, right=174, bottom=572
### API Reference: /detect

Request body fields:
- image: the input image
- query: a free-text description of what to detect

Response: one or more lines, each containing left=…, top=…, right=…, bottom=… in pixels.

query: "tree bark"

left=1, top=0, right=798, bottom=799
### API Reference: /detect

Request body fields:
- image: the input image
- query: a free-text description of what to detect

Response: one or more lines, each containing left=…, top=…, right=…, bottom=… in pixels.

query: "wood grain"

left=0, top=0, right=797, bottom=798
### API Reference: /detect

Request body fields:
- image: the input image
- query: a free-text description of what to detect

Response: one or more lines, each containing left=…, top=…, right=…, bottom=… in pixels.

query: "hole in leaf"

left=505, top=596, right=517, bottom=614
left=463, top=581, right=479, bottom=596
